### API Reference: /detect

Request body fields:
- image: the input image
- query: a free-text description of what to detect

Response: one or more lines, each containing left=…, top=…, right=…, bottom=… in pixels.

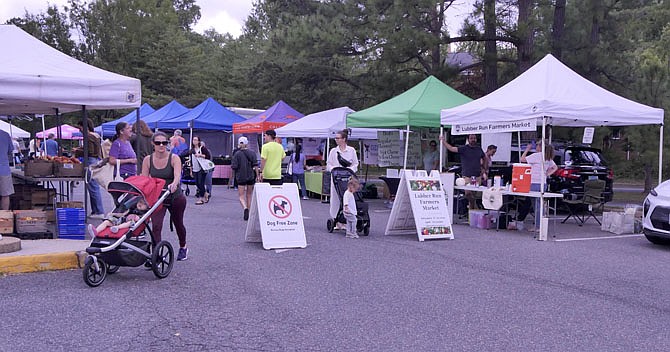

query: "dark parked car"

left=549, top=146, right=614, bottom=202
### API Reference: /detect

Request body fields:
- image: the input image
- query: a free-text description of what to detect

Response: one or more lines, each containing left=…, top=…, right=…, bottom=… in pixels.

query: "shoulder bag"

left=90, top=159, right=123, bottom=190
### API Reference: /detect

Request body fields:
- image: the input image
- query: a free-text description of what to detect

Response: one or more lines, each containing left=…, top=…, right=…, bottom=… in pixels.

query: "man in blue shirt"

left=0, top=129, right=15, bottom=209
left=42, top=133, right=59, bottom=156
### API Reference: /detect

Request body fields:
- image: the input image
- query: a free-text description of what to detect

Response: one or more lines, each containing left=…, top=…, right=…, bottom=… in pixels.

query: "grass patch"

left=612, top=190, right=647, bottom=204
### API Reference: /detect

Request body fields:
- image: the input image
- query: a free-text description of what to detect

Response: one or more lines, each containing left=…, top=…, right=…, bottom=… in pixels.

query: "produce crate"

left=31, top=188, right=56, bottom=205
left=56, top=208, right=86, bottom=240
left=0, top=210, right=14, bottom=234
left=24, top=160, right=54, bottom=177
left=56, top=201, right=84, bottom=209
left=54, top=163, right=85, bottom=177
left=14, top=210, right=48, bottom=234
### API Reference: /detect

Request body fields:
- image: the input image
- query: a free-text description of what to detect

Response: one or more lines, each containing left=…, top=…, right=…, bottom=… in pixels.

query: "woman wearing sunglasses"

left=141, top=132, right=189, bottom=261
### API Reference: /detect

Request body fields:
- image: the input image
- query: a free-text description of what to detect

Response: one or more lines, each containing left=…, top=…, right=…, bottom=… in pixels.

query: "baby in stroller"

left=327, top=167, right=371, bottom=236
left=88, top=194, right=149, bottom=237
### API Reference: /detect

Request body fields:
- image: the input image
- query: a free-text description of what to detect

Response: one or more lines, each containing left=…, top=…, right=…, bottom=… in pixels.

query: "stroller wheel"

left=151, top=241, right=174, bottom=279
left=107, top=264, right=120, bottom=274
left=83, top=257, right=107, bottom=287
left=327, top=219, right=334, bottom=233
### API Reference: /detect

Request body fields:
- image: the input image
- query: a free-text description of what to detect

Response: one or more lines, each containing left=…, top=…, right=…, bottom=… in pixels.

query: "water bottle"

left=470, top=176, right=476, bottom=186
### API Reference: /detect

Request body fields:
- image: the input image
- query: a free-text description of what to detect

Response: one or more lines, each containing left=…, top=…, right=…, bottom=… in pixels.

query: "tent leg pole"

left=134, top=108, right=140, bottom=157
left=42, top=114, right=47, bottom=157
left=82, top=106, right=89, bottom=216
left=403, top=125, right=410, bottom=171
left=9, top=119, right=14, bottom=168
left=660, top=124, right=664, bottom=186
left=538, top=117, right=547, bottom=241
left=439, top=127, right=444, bottom=173
left=517, top=131, right=522, bottom=162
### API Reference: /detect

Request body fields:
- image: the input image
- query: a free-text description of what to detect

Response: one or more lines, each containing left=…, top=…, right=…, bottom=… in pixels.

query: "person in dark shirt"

left=441, top=134, right=485, bottom=209
left=231, top=136, right=258, bottom=221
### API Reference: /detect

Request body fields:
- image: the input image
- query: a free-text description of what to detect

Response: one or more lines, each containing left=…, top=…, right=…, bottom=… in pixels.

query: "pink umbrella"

left=36, top=124, right=83, bottom=140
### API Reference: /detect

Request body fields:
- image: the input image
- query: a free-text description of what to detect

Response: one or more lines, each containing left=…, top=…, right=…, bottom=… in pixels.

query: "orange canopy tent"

left=232, top=100, right=304, bottom=134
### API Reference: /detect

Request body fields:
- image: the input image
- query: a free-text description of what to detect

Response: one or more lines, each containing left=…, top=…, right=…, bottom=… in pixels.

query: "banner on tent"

left=385, top=170, right=454, bottom=241
left=451, top=118, right=536, bottom=135
left=245, top=183, right=307, bottom=250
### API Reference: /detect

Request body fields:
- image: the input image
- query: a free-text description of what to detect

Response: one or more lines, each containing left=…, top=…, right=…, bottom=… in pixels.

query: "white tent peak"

left=441, top=53, right=664, bottom=127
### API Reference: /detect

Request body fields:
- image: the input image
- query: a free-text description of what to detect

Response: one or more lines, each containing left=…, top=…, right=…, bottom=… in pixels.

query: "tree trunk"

left=644, top=163, right=653, bottom=192
left=517, top=0, right=534, bottom=72
left=484, top=0, right=497, bottom=93
left=551, top=0, right=566, bottom=59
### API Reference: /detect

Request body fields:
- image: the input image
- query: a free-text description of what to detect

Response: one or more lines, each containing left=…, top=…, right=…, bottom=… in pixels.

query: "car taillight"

left=556, top=168, right=580, bottom=179
left=607, top=169, right=614, bottom=179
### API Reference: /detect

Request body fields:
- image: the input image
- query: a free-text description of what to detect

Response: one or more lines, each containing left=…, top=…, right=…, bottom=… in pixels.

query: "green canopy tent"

left=347, top=75, right=472, bottom=169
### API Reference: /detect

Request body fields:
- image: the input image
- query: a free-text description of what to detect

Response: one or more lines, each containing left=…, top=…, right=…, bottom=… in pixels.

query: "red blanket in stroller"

left=95, top=176, right=166, bottom=239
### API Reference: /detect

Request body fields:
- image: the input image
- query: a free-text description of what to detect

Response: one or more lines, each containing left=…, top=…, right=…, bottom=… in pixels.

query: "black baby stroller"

left=82, top=176, right=173, bottom=287
left=179, top=151, right=196, bottom=196
left=326, top=167, right=371, bottom=236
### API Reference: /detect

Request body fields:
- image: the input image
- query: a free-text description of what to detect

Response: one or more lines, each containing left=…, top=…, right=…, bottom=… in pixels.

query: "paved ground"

left=1, top=184, right=668, bottom=351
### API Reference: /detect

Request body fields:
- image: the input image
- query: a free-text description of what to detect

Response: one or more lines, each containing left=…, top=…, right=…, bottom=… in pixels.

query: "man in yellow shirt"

left=258, top=129, right=286, bottom=185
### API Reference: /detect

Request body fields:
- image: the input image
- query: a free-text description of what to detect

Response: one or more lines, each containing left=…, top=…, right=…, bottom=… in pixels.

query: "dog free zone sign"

left=245, top=183, right=307, bottom=250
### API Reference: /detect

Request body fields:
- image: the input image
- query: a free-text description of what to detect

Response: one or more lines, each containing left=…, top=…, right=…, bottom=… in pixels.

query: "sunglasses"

left=153, top=141, right=169, bottom=146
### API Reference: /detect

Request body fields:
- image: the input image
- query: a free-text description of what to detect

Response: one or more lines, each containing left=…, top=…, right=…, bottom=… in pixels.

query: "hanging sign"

left=582, top=127, right=595, bottom=144
left=377, top=131, right=402, bottom=166
left=451, top=118, right=537, bottom=135
left=245, top=183, right=307, bottom=250
left=362, top=140, right=378, bottom=165
left=385, top=170, right=454, bottom=241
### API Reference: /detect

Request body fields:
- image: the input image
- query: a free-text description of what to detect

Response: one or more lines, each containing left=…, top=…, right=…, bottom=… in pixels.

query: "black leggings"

left=151, top=194, right=187, bottom=248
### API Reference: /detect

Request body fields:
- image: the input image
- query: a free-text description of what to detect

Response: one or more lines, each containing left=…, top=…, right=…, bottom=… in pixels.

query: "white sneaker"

left=302, top=196, right=309, bottom=200
left=89, top=213, right=105, bottom=219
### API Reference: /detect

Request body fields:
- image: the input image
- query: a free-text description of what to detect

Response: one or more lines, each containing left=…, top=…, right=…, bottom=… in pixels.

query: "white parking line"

left=554, top=234, right=644, bottom=242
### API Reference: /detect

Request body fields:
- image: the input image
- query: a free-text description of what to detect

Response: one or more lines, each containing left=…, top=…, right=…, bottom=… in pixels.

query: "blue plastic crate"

left=58, top=223, right=86, bottom=235
left=58, top=234, right=85, bottom=240
left=56, top=208, right=86, bottom=224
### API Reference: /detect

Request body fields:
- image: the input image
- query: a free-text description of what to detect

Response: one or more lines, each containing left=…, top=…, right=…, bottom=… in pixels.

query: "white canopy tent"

left=441, top=54, right=665, bottom=240
left=0, top=120, right=30, bottom=138
left=275, top=107, right=381, bottom=140
left=0, top=25, right=141, bottom=114
left=0, top=24, right=141, bottom=214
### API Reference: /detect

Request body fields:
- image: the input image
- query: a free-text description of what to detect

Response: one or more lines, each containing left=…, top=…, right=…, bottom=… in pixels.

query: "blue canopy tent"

left=142, top=100, right=189, bottom=129
left=159, top=97, right=245, bottom=130
left=95, top=103, right=155, bottom=137
left=159, top=97, right=246, bottom=157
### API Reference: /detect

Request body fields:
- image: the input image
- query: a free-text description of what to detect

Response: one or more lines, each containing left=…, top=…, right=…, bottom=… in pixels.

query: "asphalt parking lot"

left=1, top=184, right=669, bottom=351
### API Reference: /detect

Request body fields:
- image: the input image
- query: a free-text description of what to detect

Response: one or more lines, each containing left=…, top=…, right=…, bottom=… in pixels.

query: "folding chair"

left=562, top=179, right=606, bottom=226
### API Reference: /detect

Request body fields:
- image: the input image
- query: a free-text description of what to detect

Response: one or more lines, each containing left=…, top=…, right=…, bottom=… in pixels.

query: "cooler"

left=511, top=163, right=531, bottom=193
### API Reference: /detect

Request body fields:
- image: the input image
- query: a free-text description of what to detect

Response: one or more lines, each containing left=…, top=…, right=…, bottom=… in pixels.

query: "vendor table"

left=305, top=171, right=330, bottom=202
left=379, top=176, right=400, bottom=200
left=453, top=185, right=564, bottom=224
left=12, top=169, right=84, bottom=202
left=212, top=165, right=232, bottom=179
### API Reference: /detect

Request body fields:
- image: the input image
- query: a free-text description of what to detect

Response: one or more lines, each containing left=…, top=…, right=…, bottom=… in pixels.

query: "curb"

left=0, top=250, right=84, bottom=275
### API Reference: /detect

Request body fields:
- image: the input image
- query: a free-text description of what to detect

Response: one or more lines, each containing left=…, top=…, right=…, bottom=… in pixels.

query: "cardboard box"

left=56, top=201, right=84, bottom=208
left=54, top=163, right=85, bottom=177
left=0, top=210, right=14, bottom=234
left=14, top=210, right=48, bottom=234
left=601, top=211, right=635, bottom=235
left=24, top=160, right=54, bottom=177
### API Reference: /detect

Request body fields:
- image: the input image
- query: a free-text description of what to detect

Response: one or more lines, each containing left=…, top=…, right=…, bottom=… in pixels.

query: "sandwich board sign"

left=245, top=183, right=307, bottom=250
left=384, top=170, right=454, bottom=241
